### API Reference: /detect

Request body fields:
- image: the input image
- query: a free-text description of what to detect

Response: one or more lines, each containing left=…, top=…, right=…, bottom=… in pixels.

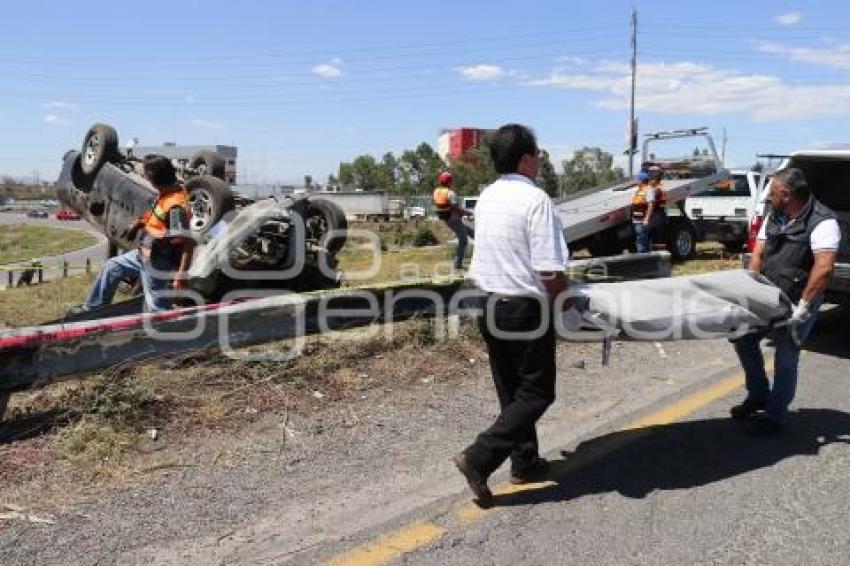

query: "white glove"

left=790, top=299, right=811, bottom=324
left=562, top=307, right=584, bottom=332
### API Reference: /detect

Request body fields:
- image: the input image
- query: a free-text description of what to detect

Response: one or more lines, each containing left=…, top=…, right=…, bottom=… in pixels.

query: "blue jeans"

left=633, top=220, right=650, bottom=253
left=446, top=215, right=474, bottom=268
left=733, top=297, right=822, bottom=423
left=85, top=250, right=173, bottom=312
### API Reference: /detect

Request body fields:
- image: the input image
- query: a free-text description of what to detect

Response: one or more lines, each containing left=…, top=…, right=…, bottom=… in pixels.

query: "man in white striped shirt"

left=454, top=124, right=570, bottom=507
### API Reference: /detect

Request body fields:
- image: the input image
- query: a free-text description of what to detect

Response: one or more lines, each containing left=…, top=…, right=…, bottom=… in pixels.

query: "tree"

left=327, top=173, right=339, bottom=189
left=561, top=147, right=624, bottom=195
left=303, top=174, right=313, bottom=189
left=449, top=144, right=496, bottom=196
left=338, top=154, right=384, bottom=191
left=399, top=143, right=446, bottom=195
left=537, top=149, right=559, bottom=198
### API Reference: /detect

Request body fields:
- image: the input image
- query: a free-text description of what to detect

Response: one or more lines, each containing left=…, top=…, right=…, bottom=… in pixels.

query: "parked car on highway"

left=26, top=209, right=48, bottom=218
left=56, top=208, right=82, bottom=220
left=57, top=123, right=348, bottom=302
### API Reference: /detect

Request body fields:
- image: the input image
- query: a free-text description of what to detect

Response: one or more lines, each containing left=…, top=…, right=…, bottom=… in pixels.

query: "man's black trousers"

left=465, top=295, right=556, bottom=477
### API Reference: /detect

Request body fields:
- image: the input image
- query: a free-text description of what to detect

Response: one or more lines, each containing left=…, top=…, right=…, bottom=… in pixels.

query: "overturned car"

left=57, top=123, right=348, bottom=303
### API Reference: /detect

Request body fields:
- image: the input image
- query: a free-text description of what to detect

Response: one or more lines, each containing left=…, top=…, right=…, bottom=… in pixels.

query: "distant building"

left=130, top=142, right=238, bottom=183
left=437, top=127, right=494, bottom=162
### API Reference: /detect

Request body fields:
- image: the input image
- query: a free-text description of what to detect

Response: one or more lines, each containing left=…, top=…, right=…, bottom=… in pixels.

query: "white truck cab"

left=685, top=170, right=764, bottom=252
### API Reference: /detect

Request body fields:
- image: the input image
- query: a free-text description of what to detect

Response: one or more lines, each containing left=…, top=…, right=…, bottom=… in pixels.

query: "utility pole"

left=721, top=127, right=727, bottom=165
left=628, top=7, right=638, bottom=177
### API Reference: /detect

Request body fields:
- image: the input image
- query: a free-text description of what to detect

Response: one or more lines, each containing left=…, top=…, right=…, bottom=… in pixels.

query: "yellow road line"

left=325, top=521, right=446, bottom=566
left=327, top=363, right=771, bottom=565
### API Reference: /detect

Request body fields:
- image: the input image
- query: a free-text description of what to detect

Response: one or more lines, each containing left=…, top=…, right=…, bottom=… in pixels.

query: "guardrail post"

left=62, top=260, right=68, bottom=279
left=86, top=258, right=91, bottom=274
left=7, top=271, right=12, bottom=288
left=0, top=393, right=9, bottom=422
left=38, top=269, right=43, bottom=284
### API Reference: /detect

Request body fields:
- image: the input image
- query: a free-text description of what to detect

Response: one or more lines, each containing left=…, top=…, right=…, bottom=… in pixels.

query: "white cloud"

left=191, top=119, right=225, bottom=130
left=758, top=41, right=850, bottom=70
left=522, top=59, right=850, bottom=121
left=775, top=11, right=802, bottom=26
left=43, top=114, right=69, bottom=126
left=42, top=100, right=78, bottom=111
left=312, top=62, right=343, bottom=78
left=456, top=64, right=505, bottom=81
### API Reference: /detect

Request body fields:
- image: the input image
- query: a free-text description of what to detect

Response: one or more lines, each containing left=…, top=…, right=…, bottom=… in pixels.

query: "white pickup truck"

left=745, top=150, right=850, bottom=305
left=684, top=169, right=767, bottom=253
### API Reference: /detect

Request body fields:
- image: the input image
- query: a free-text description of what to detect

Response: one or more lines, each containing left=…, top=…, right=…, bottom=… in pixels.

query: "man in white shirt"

left=731, top=167, right=841, bottom=436
left=453, top=124, right=569, bottom=506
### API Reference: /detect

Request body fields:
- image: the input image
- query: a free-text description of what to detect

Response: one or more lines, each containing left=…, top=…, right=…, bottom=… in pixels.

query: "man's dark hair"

left=489, top=123, right=538, bottom=174
left=143, top=154, right=178, bottom=188
left=773, top=167, right=809, bottom=201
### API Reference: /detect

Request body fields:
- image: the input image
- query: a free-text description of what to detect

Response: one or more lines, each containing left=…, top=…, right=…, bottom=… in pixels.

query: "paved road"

left=326, top=306, right=850, bottom=565
left=0, top=212, right=108, bottom=285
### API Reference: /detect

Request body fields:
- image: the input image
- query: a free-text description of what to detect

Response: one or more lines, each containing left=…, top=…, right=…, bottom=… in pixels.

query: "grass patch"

left=56, top=418, right=135, bottom=469
left=672, top=242, right=742, bottom=276
left=0, top=273, right=94, bottom=327
left=0, top=224, right=97, bottom=264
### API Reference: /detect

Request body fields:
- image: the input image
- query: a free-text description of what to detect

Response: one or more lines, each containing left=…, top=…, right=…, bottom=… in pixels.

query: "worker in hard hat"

left=433, top=171, right=474, bottom=269
left=631, top=166, right=666, bottom=253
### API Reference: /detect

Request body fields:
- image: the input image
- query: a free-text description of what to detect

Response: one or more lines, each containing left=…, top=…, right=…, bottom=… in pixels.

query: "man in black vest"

left=731, top=167, right=841, bottom=436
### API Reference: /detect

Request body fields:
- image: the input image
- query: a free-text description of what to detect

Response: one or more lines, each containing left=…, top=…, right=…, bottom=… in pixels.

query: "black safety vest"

left=762, top=197, right=836, bottom=303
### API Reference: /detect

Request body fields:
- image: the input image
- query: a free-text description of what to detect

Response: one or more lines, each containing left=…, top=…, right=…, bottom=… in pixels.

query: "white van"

left=746, top=151, right=850, bottom=305
left=685, top=170, right=763, bottom=252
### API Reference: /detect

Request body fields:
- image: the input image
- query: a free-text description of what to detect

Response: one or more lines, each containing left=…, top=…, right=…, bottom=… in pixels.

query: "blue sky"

left=3, top=0, right=850, bottom=184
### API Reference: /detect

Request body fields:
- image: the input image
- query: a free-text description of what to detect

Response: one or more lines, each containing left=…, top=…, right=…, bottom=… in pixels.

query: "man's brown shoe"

left=453, top=453, right=493, bottom=507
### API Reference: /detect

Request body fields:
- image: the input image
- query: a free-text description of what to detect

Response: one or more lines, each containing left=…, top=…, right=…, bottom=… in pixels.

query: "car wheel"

left=186, top=176, right=235, bottom=234
left=80, top=123, right=120, bottom=176
left=189, top=151, right=226, bottom=180
left=305, top=197, right=347, bottom=254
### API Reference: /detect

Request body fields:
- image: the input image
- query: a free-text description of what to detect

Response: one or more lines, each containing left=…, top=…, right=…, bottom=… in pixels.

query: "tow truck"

left=557, top=128, right=730, bottom=260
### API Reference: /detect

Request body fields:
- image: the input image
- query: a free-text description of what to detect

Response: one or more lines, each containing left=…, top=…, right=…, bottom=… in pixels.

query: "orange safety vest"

left=631, top=183, right=665, bottom=218
left=141, top=188, right=190, bottom=239
left=433, top=187, right=452, bottom=211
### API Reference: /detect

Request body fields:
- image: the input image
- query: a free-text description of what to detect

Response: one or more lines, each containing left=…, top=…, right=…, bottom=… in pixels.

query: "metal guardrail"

left=0, top=251, right=672, bottom=420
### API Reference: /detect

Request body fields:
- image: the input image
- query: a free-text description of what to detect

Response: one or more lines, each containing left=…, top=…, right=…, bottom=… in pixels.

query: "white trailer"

left=309, top=190, right=390, bottom=220
left=555, top=128, right=730, bottom=260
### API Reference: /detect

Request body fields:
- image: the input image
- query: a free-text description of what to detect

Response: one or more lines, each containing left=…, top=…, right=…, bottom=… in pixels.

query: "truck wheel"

left=305, top=198, right=347, bottom=254
left=666, top=221, right=697, bottom=261
left=186, top=176, right=235, bottom=233
left=189, top=151, right=226, bottom=179
left=80, top=123, right=120, bottom=176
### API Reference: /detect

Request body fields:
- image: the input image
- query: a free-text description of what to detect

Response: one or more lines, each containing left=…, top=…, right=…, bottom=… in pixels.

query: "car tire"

left=305, top=197, right=347, bottom=254
left=185, top=176, right=235, bottom=234
left=80, top=123, right=120, bottom=176
left=189, top=151, right=226, bottom=180
left=70, top=153, right=94, bottom=192
left=666, top=220, right=697, bottom=261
